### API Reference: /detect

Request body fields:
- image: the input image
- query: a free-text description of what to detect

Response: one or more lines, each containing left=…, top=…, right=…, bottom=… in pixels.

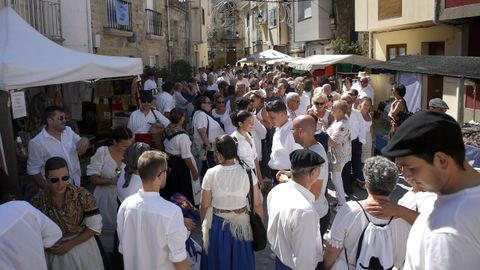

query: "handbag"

left=246, top=168, right=267, bottom=251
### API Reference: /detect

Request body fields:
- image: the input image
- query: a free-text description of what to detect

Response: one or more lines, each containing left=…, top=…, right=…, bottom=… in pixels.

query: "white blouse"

left=192, top=110, right=225, bottom=144
left=117, top=172, right=142, bottom=203
left=212, top=109, right=236, bottom=135
left=127, top=109, right=170, bottom=134
left=231, top=130, right=257, bottom=169
left=164, top=133, right=193, bottom=159
left=86, top=146, right=124, bottom=179
left=202, top=163, right=258, bottom=210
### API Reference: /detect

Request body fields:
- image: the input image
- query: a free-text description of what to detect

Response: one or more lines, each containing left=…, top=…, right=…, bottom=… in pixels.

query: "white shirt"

left=212, top=109, right=236, bottom=135
left=231, top=130, right=257, bottom=169
left=267, top=181, right=323, bottom=269
left=143, top=79, right=157, bottom=91
left=202, top=163, right=257, bottom=210
left=117, top=191, right=188, bottom=270
left=297, top=91, right=311, bottom=116
left=27, top=126, right=82, bottom=186
left=347, top=109, right=363, bottom=141
left=252, top=115, right=267, bottom=161
left=207, top=83, right=219, bottom=92
left=192, top=110, right=225, bottom=144
left=164, top=133, right=193, bottom=159
left=155, top=91, right=175, bottom=114
left=325, top=201, right=410, bottom=270
left=127, top=109, right=170, bottom=134
left=398, top=189, right=436, bottom=213
left=116, top=172, right=142, bottom=203
left=173, top=91, right=189, bottom=110
left=268, top=120, right=303, bottom=170
left=308, top=143, right=330, bottom=218
left=358, top=85, right=375, bottom=105
left=0, top=201, right=62, bottom=270
left=404, top=185, right=480, bottom=270
left=358, top=113, right=372, bottom=144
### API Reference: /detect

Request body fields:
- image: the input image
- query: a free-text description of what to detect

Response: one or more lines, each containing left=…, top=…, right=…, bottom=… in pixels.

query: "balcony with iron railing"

left=105, top=0, right=132, bottom=32
left=6, top=0, right=62, bottom=40
left=168, top=0, right=187, bottom=12
left=146, top=9, right=162, bottom=36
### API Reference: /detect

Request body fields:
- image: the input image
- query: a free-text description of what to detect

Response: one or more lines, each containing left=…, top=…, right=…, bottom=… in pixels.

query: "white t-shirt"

left=117, top=191, right=188, bottom=270
left=268, top=120, right=303, bottom=170
left=231, top=130, right=257, bottom=169
left=398, top=189, right=436, bottom=213
left=192, top=110, right=225, bottom=145
left=252, top=115, right=267, bottom=161
left=297, top=91, right=311, bottom=116
left=164, top=132, right=193, bottom=159
left=308, top=143, right=329, bottom=218
left=27, top=127, right=82, bottom=187
left=212, top=109, right=235, bottom=135
left=404, top=185, right=480, bottom=270
left=144, top=79, right=157, bottom=91
left=0, top=201, right=62, bottom=270
left=116, top=172, right=142, bottom=203
left=155, top=92, right=175, bottom=114
left=207, top=83, right=219, bottom=92
left=201, top=163, right=257, bottom=210
left=347, top=109, right=363, bottom=141
left=127, top=109, right=170, bottom=134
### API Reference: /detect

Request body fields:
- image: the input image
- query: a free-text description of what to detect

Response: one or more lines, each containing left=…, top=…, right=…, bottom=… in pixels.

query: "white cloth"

left=117, top=191, right=188, bottom=270
left=358, top=113, right=372, bottom=144
left=268, top=120, right=303, bottom=170
left=358, top=85, right=375, bottom=105
left=86, top=146, right=124, bottom=252
left=308, top=143, right=329, bottom=219
left=287, top=109, right=297, bottom=121
left=347, top=109, right=363, bottom=141
left=164, top=133, right=193, bottom=159
left=192, top=110, right=225, bottom=145
left=27, top=127, right=82, bottom=187
left=398, top=190, right=436, bottom=213
left=46, top=236, right=104, bottom=270
left=327, top=119, right=351, bottom=166
left=201, top=163, right=257, bottom=210
left=116, top=172, right=142, bottom=203
left=155, top=91, right=175, bottom=114
left=297, top=91, right=311, bottom=116
left=207, top=83, right=219, bottom=92
left=325, top=201, right=410, bottom=270
left=252, top=115, right=267, bottom=161
left=212, top=109, right=235, bottom=135
left=404, top=185, right=480, bottom=270
left=0, top=201, right=62, bottom=270
left=143, top=79, right=157, bottom=91
left=231, top=130, right=257, bottom=169
left=267, top=181, right=323, bottom=269
left=174, top=91, right=189, bottom=110
left=127, top=109, right=170, bottom=134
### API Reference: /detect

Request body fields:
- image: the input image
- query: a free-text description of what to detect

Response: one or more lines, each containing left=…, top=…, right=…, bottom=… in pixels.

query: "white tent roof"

left=290, top=54, right=381, bottom=72
left=265, top=57, right=303, bottom=65
left=0, top=7, right=143, bottom=90
left=246, top=49, right=293, bottom=63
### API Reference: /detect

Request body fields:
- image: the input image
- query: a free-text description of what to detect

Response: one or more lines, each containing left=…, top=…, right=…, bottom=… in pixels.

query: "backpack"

left=346, top=201, right=394, bottom=270
left=395, top=98, right=413, bottom=126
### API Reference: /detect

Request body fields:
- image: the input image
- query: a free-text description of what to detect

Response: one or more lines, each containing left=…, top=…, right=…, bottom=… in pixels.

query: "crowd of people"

left=0, top=63, right=479, bottom=270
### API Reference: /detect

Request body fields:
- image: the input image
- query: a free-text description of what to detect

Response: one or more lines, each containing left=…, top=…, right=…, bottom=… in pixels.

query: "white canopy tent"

left=290, top=54, right=381, bottom=72
left=246, top=49, right=293, bottom=63
left=265, top=57, right=303, bottom=65
left=0, top=7, right=143, bottom=91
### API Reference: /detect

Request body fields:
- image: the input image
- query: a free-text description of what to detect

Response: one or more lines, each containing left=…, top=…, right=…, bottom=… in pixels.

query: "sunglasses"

left=141, top=99, right=153, bottom=103
left=348, top=93, right=358, bottom=97
left=48, top=175, right=70, bottom=183
left=313, top=102, right=325, bottom=106
left=216, top=100, right=225, bottom=104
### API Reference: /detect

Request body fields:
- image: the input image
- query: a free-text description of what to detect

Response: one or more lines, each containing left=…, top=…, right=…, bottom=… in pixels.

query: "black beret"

left=382, top=111, right=463, bottom=158
left=290, top=149, right=325, bottom=169
left=139, top=90, right=153, bottom=101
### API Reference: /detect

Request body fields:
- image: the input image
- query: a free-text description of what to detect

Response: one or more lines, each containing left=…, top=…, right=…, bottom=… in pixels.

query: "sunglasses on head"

left=48, top=175, right=70, bottom=183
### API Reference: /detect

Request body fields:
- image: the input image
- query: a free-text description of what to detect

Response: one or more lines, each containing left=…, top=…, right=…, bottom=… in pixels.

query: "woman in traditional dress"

left=86, top=127, right=133, bottom=254
left=200, top=135, right=264, bottom=270
left=31, top=157, right=104, bottom=270
left=161, top=108, right=199, bottom=204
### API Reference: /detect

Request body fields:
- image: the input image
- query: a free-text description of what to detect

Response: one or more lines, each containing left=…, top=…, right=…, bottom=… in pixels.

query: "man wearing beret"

left=267, top=149, right=325, bottom=270
left=382, top=111, right=480, bottom=269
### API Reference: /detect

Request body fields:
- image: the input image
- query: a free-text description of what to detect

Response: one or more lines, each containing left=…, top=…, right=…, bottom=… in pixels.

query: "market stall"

left=0, top=7, right=143, bottom=189
left=245, top=49, right=293, bottom=63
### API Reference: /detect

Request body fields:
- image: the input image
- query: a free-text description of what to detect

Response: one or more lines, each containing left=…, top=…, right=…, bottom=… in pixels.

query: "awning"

left=290, top=54, right=381, bottom=72
left=367, top=55, right=480, bottom=80
left=246, top=49, right=293, bottom=63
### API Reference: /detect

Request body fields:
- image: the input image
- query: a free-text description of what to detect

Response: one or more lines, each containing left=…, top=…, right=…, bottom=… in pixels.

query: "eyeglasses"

left=48, top=175, right=70, bottom=183
left=141, top=99, right=152, bottom=103
left=313, top=102, right=325, bottom=106
left=348, top=93, right=358, bottom=97
left=217, top=100, right=225, bottom=104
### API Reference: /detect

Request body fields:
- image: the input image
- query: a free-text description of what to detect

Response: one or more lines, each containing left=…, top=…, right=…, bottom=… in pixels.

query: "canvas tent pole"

left=0, top=91, right=19, bottom=193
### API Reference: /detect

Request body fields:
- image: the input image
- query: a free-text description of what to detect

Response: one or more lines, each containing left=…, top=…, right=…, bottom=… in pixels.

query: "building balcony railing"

left=168, top=0, right=187, bottom=12
left=146, top=9, right=162, bottom=36
left=105, top=0, right=132, bottom=32
left=8, top=0, right=62, bottom=39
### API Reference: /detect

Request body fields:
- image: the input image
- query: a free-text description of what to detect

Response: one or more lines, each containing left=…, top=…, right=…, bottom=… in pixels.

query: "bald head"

left=293, top=115, right=316, bottom=135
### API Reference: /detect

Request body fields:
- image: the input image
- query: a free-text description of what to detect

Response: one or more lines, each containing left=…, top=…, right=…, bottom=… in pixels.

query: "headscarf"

left=122, top=142, right=150, bottom=188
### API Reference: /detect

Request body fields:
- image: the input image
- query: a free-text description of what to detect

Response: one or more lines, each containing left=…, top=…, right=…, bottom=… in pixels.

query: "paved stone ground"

left=191, top=176, right=410, bottom=269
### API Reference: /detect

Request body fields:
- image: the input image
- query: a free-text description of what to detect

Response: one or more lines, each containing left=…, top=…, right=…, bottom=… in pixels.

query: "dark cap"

left=139, top=90, right=154, bottom=101
left=162, top=81, right=174, bottom=92
left=382, top=111, right=463, bottom=158
left=290, top=149, right=325, bottom=169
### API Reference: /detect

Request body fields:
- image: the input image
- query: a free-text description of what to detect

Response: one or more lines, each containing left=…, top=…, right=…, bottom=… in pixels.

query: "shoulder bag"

left=246, top=168, right=267, bottom=251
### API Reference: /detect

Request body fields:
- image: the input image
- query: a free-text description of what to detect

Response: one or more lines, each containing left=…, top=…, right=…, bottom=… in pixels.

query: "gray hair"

left=363, top=156, right=398, bottom=196
left=286, top=92, right=299, bottom=102
left=123, top=142, right=151, bottom=188
left=292, top=165, right=318, bottom=180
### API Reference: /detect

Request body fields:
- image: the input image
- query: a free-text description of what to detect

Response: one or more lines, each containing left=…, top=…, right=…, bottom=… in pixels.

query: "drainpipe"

left=166, top=0, right=172, bottom=67
left=86, top=0, right=93, bottom=53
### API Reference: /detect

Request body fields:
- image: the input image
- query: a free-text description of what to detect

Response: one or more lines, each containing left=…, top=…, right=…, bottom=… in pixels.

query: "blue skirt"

left=200, top=214, right=255, bottom=270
